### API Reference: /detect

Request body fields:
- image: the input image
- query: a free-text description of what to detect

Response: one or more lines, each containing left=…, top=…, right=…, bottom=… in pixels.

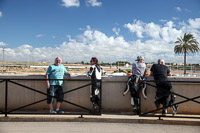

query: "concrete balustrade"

left=0, top=75, right=200, bottom=114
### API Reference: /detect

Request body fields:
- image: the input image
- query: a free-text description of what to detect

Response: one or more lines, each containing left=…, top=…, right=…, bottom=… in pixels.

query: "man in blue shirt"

left=46, top=57, right=70, bottom=114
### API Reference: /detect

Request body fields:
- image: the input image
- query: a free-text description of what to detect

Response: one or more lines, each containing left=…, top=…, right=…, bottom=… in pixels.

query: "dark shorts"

left=156, top=81, right=172, bottom=98
left=47, top=85, right=64, bottom=104
left=155, top=81, right=174, bottom=106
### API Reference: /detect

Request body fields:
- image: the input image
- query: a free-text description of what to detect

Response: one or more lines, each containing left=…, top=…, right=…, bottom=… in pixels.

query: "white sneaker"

left=50, top=110, right=57, bottom=114
left=171, top=105, right=178, bottom=115
left=56, top=109, right=64, bottom=114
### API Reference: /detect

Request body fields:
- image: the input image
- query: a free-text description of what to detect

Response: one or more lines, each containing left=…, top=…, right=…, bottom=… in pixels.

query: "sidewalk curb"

left=0, top=116, right=200, bottom=126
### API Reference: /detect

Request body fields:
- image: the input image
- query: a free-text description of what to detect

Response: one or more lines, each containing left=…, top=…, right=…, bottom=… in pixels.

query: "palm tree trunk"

left=184, top=52, right=186, bottom=74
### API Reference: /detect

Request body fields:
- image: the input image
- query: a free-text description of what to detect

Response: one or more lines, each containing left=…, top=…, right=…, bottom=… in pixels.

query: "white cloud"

left=2, top=18, right=200, bottom=64
left=61, top=0, right=80, bottom=8
left=36, top=34, right=45, bottom=38
left=112, top=27, right=120, bottom=36
left=160, top=19, right=168, bottom=22
left=178, top=18, right=200, bottom=41
left=124, top=19, right=182, bottom=42
left=85, top=0, right=102, bottom=7
left=123, top=18, right=200, bottom=63
left=188, top=18, right=200, bottom=29
left=124, top=20, right=144, bottom=38
left=175, top=6, right=182, bottom=12
left=0, top=42, right=7, bottom=46
left=0, top=11, right=2, bottom=17
left=145, top=22, right=161, bottom=39
left=172, top=17, right=179, bottom=20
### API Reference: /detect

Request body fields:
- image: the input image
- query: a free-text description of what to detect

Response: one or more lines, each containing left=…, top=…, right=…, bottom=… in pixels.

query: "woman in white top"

left=87, top=57, right=105, bottom=111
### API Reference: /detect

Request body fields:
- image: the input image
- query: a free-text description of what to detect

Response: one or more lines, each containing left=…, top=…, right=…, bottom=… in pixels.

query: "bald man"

left=150, top=59, right=178, bottom=115
left=46, top=57, right=70, bottom=114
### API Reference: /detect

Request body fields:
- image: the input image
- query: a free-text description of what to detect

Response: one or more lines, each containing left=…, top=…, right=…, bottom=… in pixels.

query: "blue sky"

left=0, top=0, right=200, bottom=63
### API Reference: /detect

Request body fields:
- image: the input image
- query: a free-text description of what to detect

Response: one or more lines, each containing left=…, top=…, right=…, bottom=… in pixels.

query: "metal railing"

left=140, top=80, right=200, bottom=120
left=0, top=78, right=102, bottom=117
left=0, top=78, right=199, bottom=120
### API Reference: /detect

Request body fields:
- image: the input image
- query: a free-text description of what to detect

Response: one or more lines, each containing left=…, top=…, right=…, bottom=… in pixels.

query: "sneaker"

left=171, top=104, right=178, bottom=115
left=133, top=105, right=140, bottom=115
left=162, top=109, right=167, bottom=116
left=56, top=109, right=64, bottom=114
left=50, top=110, right=57, bottom=114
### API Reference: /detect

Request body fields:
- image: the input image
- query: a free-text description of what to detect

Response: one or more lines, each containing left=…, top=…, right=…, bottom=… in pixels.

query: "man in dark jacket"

left=150, top=59, right=178, bottom=115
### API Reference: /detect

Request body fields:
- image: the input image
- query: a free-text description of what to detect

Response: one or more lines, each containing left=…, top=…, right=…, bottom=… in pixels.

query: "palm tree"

left=174, top=33, right=199, bottom=74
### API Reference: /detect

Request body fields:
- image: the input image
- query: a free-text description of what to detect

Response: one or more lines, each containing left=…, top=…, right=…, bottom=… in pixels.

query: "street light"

left=2, top=46, right=5, bottom=71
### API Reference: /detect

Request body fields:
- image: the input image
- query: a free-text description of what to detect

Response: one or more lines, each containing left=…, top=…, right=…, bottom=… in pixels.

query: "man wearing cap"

left=150, top=59, right=178, bottom=115
left=126, top=56, right=146, bottom=114
left=132, top=56, right=146, bottom=76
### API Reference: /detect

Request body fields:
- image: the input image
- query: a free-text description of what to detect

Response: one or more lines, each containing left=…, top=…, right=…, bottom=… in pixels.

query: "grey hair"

left=158, top=59, right=165, bottom=64
left=55, top=57, right=62, bottom=62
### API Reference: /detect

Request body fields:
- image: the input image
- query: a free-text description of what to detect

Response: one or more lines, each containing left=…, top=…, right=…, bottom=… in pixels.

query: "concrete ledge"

left=0, top=75, right=200, bottom=114
left=0, top=114, right=200, bottom=126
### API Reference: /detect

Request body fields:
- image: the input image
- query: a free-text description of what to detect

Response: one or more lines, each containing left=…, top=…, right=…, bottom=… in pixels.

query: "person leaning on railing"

left=132, top=56, right=146, bottom=76
left=46, top=57, right=70, bottom=114
left=150, top=59, right=178, bottom=116
left=130, top=56, right=146, bottom=114
left=87, top=57, right=106, bottom=112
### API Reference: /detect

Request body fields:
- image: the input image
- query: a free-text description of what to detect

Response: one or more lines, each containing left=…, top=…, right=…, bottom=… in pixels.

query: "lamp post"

left=2, top=46, right=5, bottom=71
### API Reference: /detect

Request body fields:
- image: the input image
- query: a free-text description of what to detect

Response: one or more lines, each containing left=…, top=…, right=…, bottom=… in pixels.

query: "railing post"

left=100, top=80, right=102, bottom=114
left=5, top=79, right=8, bottom=117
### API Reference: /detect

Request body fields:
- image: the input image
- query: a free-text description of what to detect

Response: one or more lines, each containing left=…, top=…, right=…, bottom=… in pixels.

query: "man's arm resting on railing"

left=150, top=71, right=172, bottom=76
left=65, top=72, right=71, bottom=79
left=168, top=72, right=172, bottom=76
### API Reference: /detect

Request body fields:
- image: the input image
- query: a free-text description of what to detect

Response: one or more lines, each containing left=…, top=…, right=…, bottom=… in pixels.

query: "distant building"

left=173, top=63, right=184, bottom=66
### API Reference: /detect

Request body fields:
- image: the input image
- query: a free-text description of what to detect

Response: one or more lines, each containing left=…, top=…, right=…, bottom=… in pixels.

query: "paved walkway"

left=1, top=114, right=200, bottom=124
left=1, top=122, right=200, bottom=133
left=0, top=114, right=200, bottom=133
